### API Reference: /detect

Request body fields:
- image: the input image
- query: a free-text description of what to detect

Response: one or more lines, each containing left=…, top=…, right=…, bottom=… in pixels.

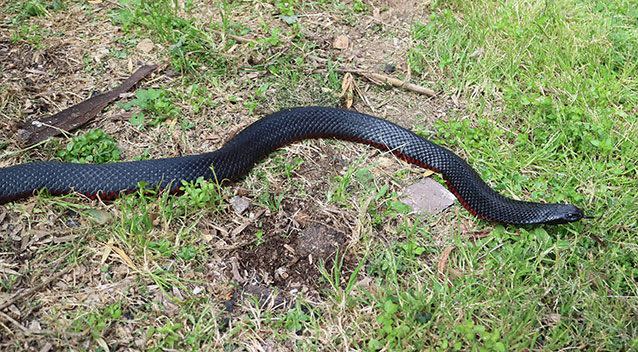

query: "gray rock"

left=400, top=178, right=455, bottom=215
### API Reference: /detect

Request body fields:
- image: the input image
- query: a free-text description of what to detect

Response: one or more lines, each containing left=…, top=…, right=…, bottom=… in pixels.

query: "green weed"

left=367, top=291, right=435, bottom=351
left=9, top=23, right=48, bottom=46
left=21, top=0, right=49, bottom=17
left=114, top=176, right=225, bottom=242
left=183, top=83, right=219, bottom=115
left=282, top=301, right=313, bottom=332
left=257, top=188, right=285, bottom=213
left=115, top=184, right=165, bottom=237
left=177, top=176, right=225, bottom=211
left=72, top=302, right=123, bottom=340
left=254, top=229, right=265, bottom=246
left=328, top=163, right=375, bottom=205
left=57, top=129, right=121, bottom=164
left=6, top=0, right=65, bottom=23
left=121, top=88, right=180, bottom=128
left=147, top=321, right=183, bottom=351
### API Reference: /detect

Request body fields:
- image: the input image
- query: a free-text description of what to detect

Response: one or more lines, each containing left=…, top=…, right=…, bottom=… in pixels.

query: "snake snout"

left=543, top=204, right=585, bottom=224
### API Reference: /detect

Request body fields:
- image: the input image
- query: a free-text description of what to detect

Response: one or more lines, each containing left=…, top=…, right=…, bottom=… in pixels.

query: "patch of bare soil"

left=302, top=0, right=464, bottom=127
left=0, top=40, right=80, bottom=142
left=225, top=195, right=358, bottom=305
left=237, top=223, right=346, bottom=289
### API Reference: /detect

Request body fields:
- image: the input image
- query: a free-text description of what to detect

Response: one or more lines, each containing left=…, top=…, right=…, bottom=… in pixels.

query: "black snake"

left=0, top=107, right=584, bottom=225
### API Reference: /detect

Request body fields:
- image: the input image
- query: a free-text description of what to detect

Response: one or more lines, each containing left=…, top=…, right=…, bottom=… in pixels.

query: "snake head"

left=542, top=204, right=585, bottom=224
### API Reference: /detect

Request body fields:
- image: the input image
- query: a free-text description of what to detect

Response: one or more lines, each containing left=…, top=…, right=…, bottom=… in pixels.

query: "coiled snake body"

left=0, top=107, right=584, bottom=225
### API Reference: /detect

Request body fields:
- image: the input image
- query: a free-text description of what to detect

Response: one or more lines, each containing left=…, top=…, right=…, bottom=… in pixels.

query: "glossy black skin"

left=0, top=107, right=585, bottom=225
left=540, top=204, right=585, bottom=224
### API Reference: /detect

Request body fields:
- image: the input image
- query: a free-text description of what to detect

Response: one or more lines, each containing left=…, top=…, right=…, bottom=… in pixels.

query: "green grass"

left=111, top=0, right=341, bottom=110
left=5, top=0, right=66, bottom=23
left=4, top=0, right=65, bottom=46
left=399, top=0, right=638, bottom=349
left=110, top=0, right=227, bottom=74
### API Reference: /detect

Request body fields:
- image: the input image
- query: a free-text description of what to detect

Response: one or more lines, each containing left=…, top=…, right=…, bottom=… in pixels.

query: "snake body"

left=0, top=107, right=584, bottom=225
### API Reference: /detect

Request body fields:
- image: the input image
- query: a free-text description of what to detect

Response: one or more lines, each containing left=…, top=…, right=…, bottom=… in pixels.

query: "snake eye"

left=563, top=210, right=584, bottom=222
left=566, top=213, right=579, bottom=221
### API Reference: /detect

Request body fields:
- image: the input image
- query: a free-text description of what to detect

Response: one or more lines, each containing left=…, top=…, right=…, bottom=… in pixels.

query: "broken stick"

left=342, top=69, right=436, bottom=97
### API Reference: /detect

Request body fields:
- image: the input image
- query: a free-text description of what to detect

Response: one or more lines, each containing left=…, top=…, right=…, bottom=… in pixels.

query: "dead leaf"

left=470, top=48, right=484, bottom=58
left=92, top=47, right=109, bottom=63
left=230, top=257, right=244, bottom=283
left=106, top=243, right=138, bottom=271
left=86, top=209, right=112, bottom=225
left=543, top=313, right=562, bottom=327
left=0, top=267, right=20, bottom=276
left=373, top=7, right=381, bottom=20
left=95, top=337, right=110, bottom=352
left=437, top=245, right=454, bottom=276
left=340, top=72, right=355, bottom=108
left=40, top=343, right=53, bottom=352
left=27, top=320, right=42, bottom=331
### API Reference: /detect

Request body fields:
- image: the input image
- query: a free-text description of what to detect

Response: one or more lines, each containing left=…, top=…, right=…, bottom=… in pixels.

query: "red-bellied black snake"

left=0, top=107, right=585, bottom=225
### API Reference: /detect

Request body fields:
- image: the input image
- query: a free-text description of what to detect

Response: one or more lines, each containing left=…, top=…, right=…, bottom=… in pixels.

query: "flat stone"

left=400, top=178, right=455, bottom=215
left=333, top=35, right=349, bottom=49
left=136, top=39, right=155, bottom=53
left=230, top=196, right=251, bottom=215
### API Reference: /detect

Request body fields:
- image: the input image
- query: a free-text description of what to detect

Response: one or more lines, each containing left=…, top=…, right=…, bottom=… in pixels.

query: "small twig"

left=341, top=69, right=436, bottom=97
left=354, top=83, right=374, bottom=111
left=0, top=265, right=73, bottom=311
left=227, top=33, right=257, bottom=45
left=0, top=311, right=27, bottom=333
left=230, top=208, right=266, bottom=238
left=0, top=311, right=84, bottom=337
left=0, top=139, right=48, bottom=161
left=213, top=30, right=257, bottom=45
